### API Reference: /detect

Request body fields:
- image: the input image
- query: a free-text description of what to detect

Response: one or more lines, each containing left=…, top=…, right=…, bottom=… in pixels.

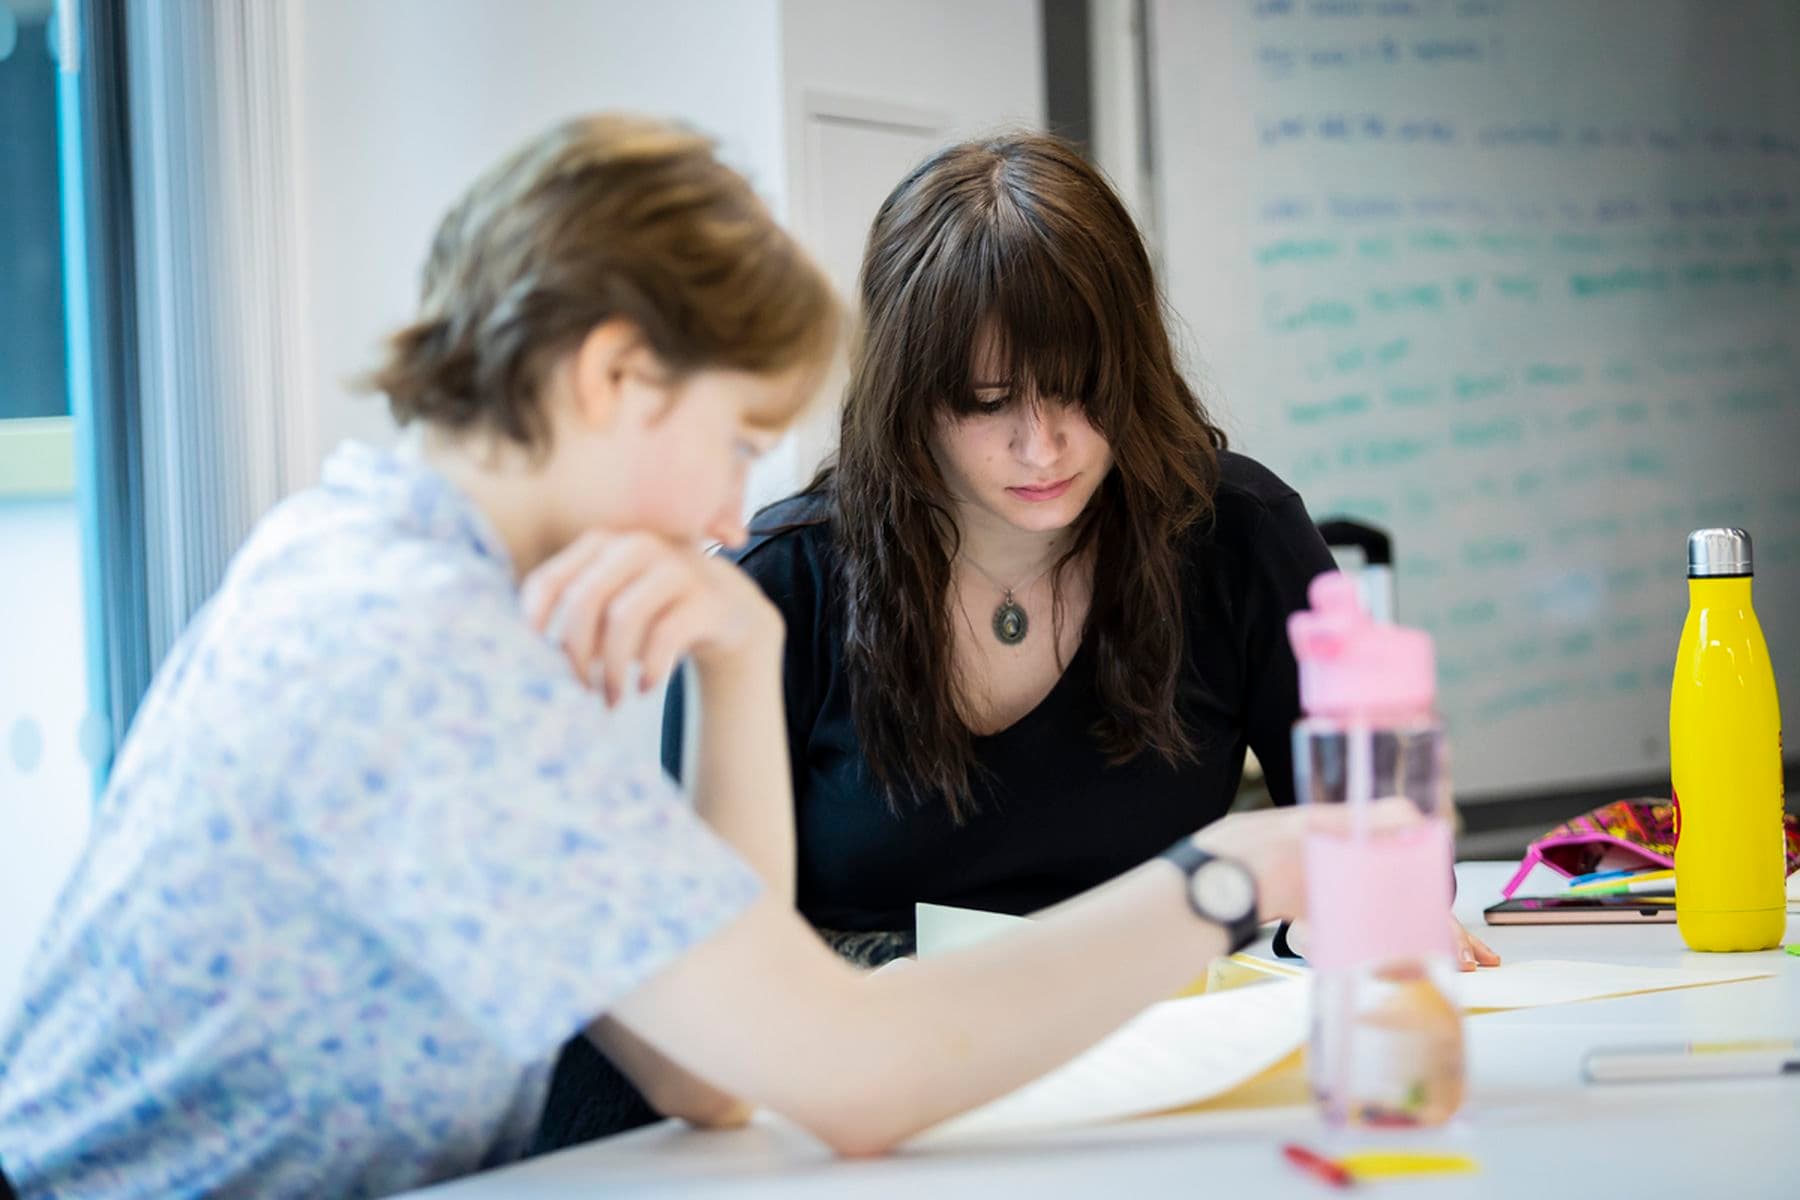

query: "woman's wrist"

left=692, top=614, right=783, bottom=680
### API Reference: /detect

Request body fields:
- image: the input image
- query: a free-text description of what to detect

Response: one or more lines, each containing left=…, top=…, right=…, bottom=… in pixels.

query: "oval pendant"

left=992, top=599, right=1029, bottom=645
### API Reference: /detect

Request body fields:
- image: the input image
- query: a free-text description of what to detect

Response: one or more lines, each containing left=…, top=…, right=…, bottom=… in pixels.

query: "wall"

left=775, top=0, right=1045, bottom=481
left=289, top=0, right=788, bottom=474
left=0, top=500, right=93, bottom=1018
left=779, top=0, right=1042, bottom=143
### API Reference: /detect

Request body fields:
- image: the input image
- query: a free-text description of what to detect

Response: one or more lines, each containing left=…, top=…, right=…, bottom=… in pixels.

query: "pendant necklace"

left=961, top=554, right=1058, bottom=647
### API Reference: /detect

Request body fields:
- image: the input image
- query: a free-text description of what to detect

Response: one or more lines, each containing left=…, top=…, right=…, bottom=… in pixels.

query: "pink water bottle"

left=1289, top=572, right=1464, bottom=1128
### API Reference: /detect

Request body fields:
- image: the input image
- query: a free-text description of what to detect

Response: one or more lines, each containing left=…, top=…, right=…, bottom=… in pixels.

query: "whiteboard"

left=1151, top=0, right=1800, bottom=797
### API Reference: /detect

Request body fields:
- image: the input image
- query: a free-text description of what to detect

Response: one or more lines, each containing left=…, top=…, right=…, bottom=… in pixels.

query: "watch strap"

left=1160, top=838, right=1260, bottom=953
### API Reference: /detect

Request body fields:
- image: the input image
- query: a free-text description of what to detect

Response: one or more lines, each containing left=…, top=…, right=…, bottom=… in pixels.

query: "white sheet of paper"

left=914, top=979, right=1308, bottom=1145
left=918, top=901, right=1774, bottom=1012
left=1448, top=958, right=1775, bottom=1008
left=915, top=902, right=1030, bottom=957
left=909, top=903, right=1774, bottom=1140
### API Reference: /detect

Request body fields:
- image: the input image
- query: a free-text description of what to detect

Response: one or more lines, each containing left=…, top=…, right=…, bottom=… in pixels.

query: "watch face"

left=1191, top=861, right=1256, bottom=923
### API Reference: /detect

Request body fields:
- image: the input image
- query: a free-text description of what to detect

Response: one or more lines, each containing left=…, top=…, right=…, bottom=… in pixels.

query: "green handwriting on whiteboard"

left=1369, top=282, right=1446, bottom=313
left=1476, top=680, right=1579, bottom=723
left=1474, top=232, right=1537, bottom=255
left=1553, top=233, right=1610, bottom=255
left=1716, top=388, right=1786, bottom=415
left=1525, top=363, right=1583, bottom=387
left=1452, top=416, right=1525, bottom=448
left=1462, top=537, right=1528, bottom=567
left=1386, top=383, right=1439, bottom=408
left=1288, top=392, right=1371, bottom=423
left=1570, top=266, right=1668, bottom=296
left=1409, top=229, right=1462, bottom=253
left=1492, top=273, right=1541, bottom=300
left=1559, top=631, right=1597, bottom=658
left=1357, top=436, right=1435, bottom=466
left=1449, top=599, right=1499, bottom=627
left=1452, top=371, right=1508, bottom=400
left=1271, top=299, right=1357, bottom=333
left=1255, top=238, right=1340, bottom=267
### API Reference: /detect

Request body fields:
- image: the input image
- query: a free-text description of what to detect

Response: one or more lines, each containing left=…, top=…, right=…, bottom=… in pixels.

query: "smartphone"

left=1483, top=894, right=1677, bottom=925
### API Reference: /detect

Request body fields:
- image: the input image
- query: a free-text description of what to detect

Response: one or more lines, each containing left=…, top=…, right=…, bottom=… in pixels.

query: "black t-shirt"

left=661, top=451, right=1335, bottom=933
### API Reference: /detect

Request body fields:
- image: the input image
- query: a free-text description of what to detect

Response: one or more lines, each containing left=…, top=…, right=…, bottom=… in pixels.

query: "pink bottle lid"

left=1288, top=571, right=1436, bottom=718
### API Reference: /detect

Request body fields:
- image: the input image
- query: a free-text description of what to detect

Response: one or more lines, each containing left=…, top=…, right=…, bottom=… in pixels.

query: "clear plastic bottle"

left=1288, top=572, right=1465, bottom=1128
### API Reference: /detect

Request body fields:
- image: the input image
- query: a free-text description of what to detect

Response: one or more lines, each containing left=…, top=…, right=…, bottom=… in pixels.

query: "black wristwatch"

left=1160, top=838, right=1260, bottom=954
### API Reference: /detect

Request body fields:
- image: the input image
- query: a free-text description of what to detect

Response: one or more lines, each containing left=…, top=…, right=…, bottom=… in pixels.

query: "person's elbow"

left=786, top=1061, right=934, bottom=1158
left=806, top=1104, right=911, bottom=1159
left=641, top=1075, right=756, bottom=1130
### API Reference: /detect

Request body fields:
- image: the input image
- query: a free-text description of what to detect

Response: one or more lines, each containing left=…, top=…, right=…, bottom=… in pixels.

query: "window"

left=0, top=0, right=73, bottom=497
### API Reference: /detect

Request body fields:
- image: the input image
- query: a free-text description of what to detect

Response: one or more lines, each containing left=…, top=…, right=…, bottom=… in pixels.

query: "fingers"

left=638, top=598, right=713, bottom=695
left=550, top=538, right=663, bottom=687
left=1454, top=933, right=1479, bottom=971
left=523, top=531, right=743, bottom=703
left=1452, top=917, right=1502, bottom=970
left=597, top=560, right=692, bottom=705
left=520, top=529, right=612, bottom=631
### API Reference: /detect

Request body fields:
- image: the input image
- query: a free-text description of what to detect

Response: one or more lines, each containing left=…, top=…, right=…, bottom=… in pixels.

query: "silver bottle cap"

left=1687, top=527, right=1753, bottom=578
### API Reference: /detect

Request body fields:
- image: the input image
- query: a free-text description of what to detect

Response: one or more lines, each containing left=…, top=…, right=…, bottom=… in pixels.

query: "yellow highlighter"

left=1339, top=1150, right=1480, bottom=1180
left=1668, top=529, right=1787, bottom=952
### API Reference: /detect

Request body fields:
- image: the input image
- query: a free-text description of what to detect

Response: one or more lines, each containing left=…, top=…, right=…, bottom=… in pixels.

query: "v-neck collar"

left=970, top=633, right=1095, bottom=741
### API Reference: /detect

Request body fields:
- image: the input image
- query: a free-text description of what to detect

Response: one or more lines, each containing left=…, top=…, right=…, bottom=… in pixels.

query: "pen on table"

left=1584, top=1040, right=1800, bottom=1083
left=1568, top=877, right=1677, bottom=897
left=1567, top=867, right=1673, bottom=888
left=1568, top=866, right=1662, bottom=886
left=1283, top=1143, right=1355, bottom=1189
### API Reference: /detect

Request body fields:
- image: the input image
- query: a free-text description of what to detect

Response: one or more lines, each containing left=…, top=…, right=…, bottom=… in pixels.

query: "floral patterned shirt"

left=0, top=442, right=760, bottom=1198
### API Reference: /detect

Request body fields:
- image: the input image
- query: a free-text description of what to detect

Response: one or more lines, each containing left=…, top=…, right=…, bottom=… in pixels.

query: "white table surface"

left=411, top=863, right=1800, bottom=1199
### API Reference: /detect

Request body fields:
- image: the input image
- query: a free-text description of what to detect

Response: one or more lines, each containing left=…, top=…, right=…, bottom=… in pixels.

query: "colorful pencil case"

left=1502, top=799, right=1800, bottom=899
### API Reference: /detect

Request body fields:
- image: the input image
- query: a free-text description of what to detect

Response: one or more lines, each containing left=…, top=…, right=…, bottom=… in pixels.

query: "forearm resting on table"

left=685, top=650, right=796, bottom=897
left=631, top=652, right=794, bottom=1127
left=610, top=858, right=1229, bottom=1157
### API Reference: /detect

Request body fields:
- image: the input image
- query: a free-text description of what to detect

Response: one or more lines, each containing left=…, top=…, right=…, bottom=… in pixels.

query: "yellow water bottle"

left=1669, top=528, right=1786, bottom=952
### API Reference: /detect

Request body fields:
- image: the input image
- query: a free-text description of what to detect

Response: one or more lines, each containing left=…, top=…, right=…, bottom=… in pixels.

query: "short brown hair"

left=369, top=114, right=837, bottom=448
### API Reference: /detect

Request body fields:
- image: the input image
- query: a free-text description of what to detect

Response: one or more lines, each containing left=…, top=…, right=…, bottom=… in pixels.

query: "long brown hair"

left=823, top=131, right=1227, bottom=820
left=368, top=114, right=836, bottom=451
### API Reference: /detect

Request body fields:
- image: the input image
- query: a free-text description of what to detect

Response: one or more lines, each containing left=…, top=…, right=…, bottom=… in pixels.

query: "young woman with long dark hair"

left=659, top=133, right=1491, bottom=965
